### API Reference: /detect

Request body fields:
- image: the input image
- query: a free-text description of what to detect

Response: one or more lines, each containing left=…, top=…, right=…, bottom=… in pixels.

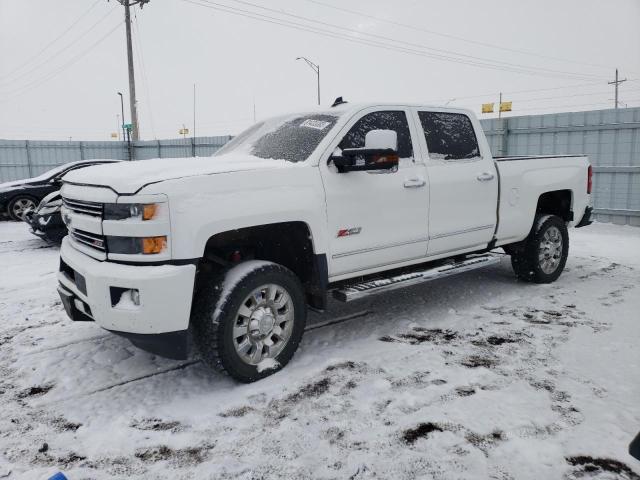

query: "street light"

left=296, top=56, right=320, bottom=106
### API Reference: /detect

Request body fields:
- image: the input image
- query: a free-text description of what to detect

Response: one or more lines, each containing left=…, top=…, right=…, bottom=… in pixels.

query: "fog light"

left=130, top=289, right=141, bottom=306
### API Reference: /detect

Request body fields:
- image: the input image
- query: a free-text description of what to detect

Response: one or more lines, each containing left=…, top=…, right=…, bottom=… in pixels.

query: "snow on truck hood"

left=62, top=154, right=299, bottom=194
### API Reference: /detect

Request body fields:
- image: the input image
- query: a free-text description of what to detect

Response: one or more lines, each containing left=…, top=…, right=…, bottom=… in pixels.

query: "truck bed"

left=494, top=154, right=590, bottom=246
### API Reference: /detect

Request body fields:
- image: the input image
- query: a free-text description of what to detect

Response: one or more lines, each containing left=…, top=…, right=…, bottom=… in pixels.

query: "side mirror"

left=331, top=129, right=399, bottom=173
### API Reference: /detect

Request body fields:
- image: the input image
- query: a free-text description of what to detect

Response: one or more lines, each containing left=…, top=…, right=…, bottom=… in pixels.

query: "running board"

left=332, top=254, right=501, bottom=302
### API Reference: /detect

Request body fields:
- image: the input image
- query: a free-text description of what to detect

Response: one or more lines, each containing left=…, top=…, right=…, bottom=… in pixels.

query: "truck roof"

left=296, top=101, right=476, bottom=118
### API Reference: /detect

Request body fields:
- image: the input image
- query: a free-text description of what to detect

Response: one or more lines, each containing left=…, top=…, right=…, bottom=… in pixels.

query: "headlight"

left=104, top=203, right=159, bottom=221
left=107, top=236, right=167, bottom=254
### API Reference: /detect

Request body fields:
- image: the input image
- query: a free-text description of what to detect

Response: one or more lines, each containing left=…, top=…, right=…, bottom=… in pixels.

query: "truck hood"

left=62, top=154, right=300, bottom=194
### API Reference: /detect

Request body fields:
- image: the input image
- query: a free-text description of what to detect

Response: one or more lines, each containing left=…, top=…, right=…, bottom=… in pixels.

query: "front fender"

left=141, top=166, right=328, bottom=260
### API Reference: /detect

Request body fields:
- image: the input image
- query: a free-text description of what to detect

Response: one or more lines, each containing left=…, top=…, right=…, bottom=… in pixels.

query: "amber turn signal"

left=142, top=204, right=158, bottom=220
left=142, top=236, right=167, bottom=254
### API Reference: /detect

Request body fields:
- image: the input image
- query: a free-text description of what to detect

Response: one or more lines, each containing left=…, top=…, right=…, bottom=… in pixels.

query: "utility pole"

left=113, top=0, right=150, bottom=141
left=498, top=92, right=503, bottom=119
left=608, top=68, right=627, bottom=109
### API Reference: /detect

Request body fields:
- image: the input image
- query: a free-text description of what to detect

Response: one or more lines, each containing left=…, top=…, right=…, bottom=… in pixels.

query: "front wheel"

left=191, top=260, right=306, bottom=383
left=8, top=196, right=37, bottom=221
left=510, top=214, right=569, bottom=283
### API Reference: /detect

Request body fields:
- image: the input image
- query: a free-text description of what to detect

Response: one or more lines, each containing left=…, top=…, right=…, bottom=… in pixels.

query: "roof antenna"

left=331, top=96, right=347, bottom=107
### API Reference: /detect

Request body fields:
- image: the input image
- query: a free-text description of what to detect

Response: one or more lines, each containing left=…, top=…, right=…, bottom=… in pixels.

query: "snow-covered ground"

left=0, top=221, right=639, bottom=480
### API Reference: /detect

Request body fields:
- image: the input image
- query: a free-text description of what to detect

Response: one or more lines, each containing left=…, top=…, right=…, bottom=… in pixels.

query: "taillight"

left=587, top=165, right=593, bottom=194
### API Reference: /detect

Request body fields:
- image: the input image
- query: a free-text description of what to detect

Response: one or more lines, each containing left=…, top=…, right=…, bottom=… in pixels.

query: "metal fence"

left=0, top=136, right=231, bottom=183
left=481, top=107, right=640, bottom=226
left=1, top=107, right=639, bottom=225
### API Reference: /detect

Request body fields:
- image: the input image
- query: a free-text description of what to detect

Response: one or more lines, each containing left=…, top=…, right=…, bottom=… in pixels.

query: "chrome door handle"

left=476, top=172, right=495, bottom=182
left=404, top=178, right=426, bottom=188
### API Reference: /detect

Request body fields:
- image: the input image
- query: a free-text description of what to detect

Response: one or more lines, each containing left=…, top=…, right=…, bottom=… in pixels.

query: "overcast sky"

left=1, top=0, right=639, bottom=141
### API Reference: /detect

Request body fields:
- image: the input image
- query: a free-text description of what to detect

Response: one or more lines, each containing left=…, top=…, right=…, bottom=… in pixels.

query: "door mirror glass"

left=332, top=129, right=399, bottom=173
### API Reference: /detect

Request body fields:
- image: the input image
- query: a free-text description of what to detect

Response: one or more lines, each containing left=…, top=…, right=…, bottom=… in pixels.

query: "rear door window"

left=417, top=112, right=480, bottom=161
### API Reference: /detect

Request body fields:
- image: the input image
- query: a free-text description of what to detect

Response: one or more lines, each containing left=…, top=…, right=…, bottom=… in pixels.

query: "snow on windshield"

left=215, top=113, right=340, bottom=163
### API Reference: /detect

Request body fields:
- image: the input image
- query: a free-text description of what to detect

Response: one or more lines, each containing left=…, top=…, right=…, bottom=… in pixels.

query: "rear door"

left=320, top=107, right=429, bottom=278
left=411, top=109, right=497, bottom=256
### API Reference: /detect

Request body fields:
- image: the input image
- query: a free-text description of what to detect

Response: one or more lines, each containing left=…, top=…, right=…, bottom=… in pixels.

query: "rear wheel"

left=191, top=260, right=306, bottom=383
left=510, top=214, right=569, bottom=283
left=8, top=196, right=37, bottom=221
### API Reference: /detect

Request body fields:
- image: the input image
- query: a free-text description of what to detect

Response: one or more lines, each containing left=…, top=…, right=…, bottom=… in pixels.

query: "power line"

left=513, top=88, right=640, bottom=104
left=450, top=87, right=640, bottom=106
left=222, top=0, right=606, bottom=81
left=0, top=22, right=123, bottom=101
left=302, top=0, right=623, bottom=73
left=0, top=7, right=117, bottom=88
left=180, top=0, right=604, bottom=82
left=431, top=81, right=605, bottom=103
left=132, top=6, right=157, bottom=139
left=0, top=0, right=103, bottom=80
left=508, top=98, right=640, bottom=112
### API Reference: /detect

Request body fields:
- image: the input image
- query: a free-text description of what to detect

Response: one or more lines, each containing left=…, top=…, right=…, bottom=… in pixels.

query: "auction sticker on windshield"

left=300, top=119, right=331, bottom=130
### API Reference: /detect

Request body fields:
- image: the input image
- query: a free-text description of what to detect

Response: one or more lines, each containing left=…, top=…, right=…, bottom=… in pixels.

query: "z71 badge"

left=337, top=227, right=362, bottom=237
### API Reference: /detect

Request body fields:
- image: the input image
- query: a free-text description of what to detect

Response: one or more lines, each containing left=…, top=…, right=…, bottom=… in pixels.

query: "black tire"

left=191, top=261, right=307, bottom=383
left=510, top=214, right=569, bottom=284
left=7, top=195, right=38, bottom=221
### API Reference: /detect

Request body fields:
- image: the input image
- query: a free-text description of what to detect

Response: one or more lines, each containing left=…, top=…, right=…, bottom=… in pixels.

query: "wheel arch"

left=200, top=221, right=328, bottom=309
left=535, top=189, right=574, bottom=222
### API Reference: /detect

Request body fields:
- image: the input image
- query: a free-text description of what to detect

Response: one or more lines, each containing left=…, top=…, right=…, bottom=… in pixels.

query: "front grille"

left=62, top=198, right=103, bottom=218
left=69, top=228, right=106, bottom=252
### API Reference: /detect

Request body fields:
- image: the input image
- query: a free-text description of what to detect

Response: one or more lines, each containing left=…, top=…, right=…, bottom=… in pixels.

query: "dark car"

left=0, top=160, right=120, bottom=220
left=23, top=190, right=66, bottom=243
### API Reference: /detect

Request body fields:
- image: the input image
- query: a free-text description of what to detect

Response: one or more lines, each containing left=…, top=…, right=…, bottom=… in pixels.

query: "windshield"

left=19, top=161, right=97, bottom=183
left=215, top=112, right=340, bottom=163
left=28, top=163, right=76, bottom=182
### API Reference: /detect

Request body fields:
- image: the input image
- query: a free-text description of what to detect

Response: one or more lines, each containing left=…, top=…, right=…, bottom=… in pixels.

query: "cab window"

left=339, top=110, right=414, bottom=159
left=418, top=111, right=480, bottom=161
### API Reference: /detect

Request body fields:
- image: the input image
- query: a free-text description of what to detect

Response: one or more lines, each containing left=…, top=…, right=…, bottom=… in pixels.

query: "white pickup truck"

left=57, top=101, right=593, bottom=382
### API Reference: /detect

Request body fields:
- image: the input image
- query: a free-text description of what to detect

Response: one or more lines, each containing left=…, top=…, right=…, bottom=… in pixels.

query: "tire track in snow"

left=34, top=360, right=201, bottom=407
left=28, top=311, right=374, bottom=406
left=21, top=334, right=112, bottom=357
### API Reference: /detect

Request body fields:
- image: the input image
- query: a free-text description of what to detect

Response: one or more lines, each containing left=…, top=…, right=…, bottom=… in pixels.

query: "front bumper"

left=25, top=211, right=66, bottom=243
left=58, top=237, right=196, bottom=356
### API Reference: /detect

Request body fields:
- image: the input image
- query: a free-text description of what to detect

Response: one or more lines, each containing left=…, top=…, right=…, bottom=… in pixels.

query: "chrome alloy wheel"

left=232, top=284, right=295, bottom=365
left=538, top=225, right=563, bottom=274
left=11, top=198, right=36, bottom=220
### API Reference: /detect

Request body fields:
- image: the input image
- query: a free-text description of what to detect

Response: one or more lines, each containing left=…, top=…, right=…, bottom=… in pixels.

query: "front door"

left=320, top=108, right=430, bottom=278
left=411, top=109, right=497, bottom=256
